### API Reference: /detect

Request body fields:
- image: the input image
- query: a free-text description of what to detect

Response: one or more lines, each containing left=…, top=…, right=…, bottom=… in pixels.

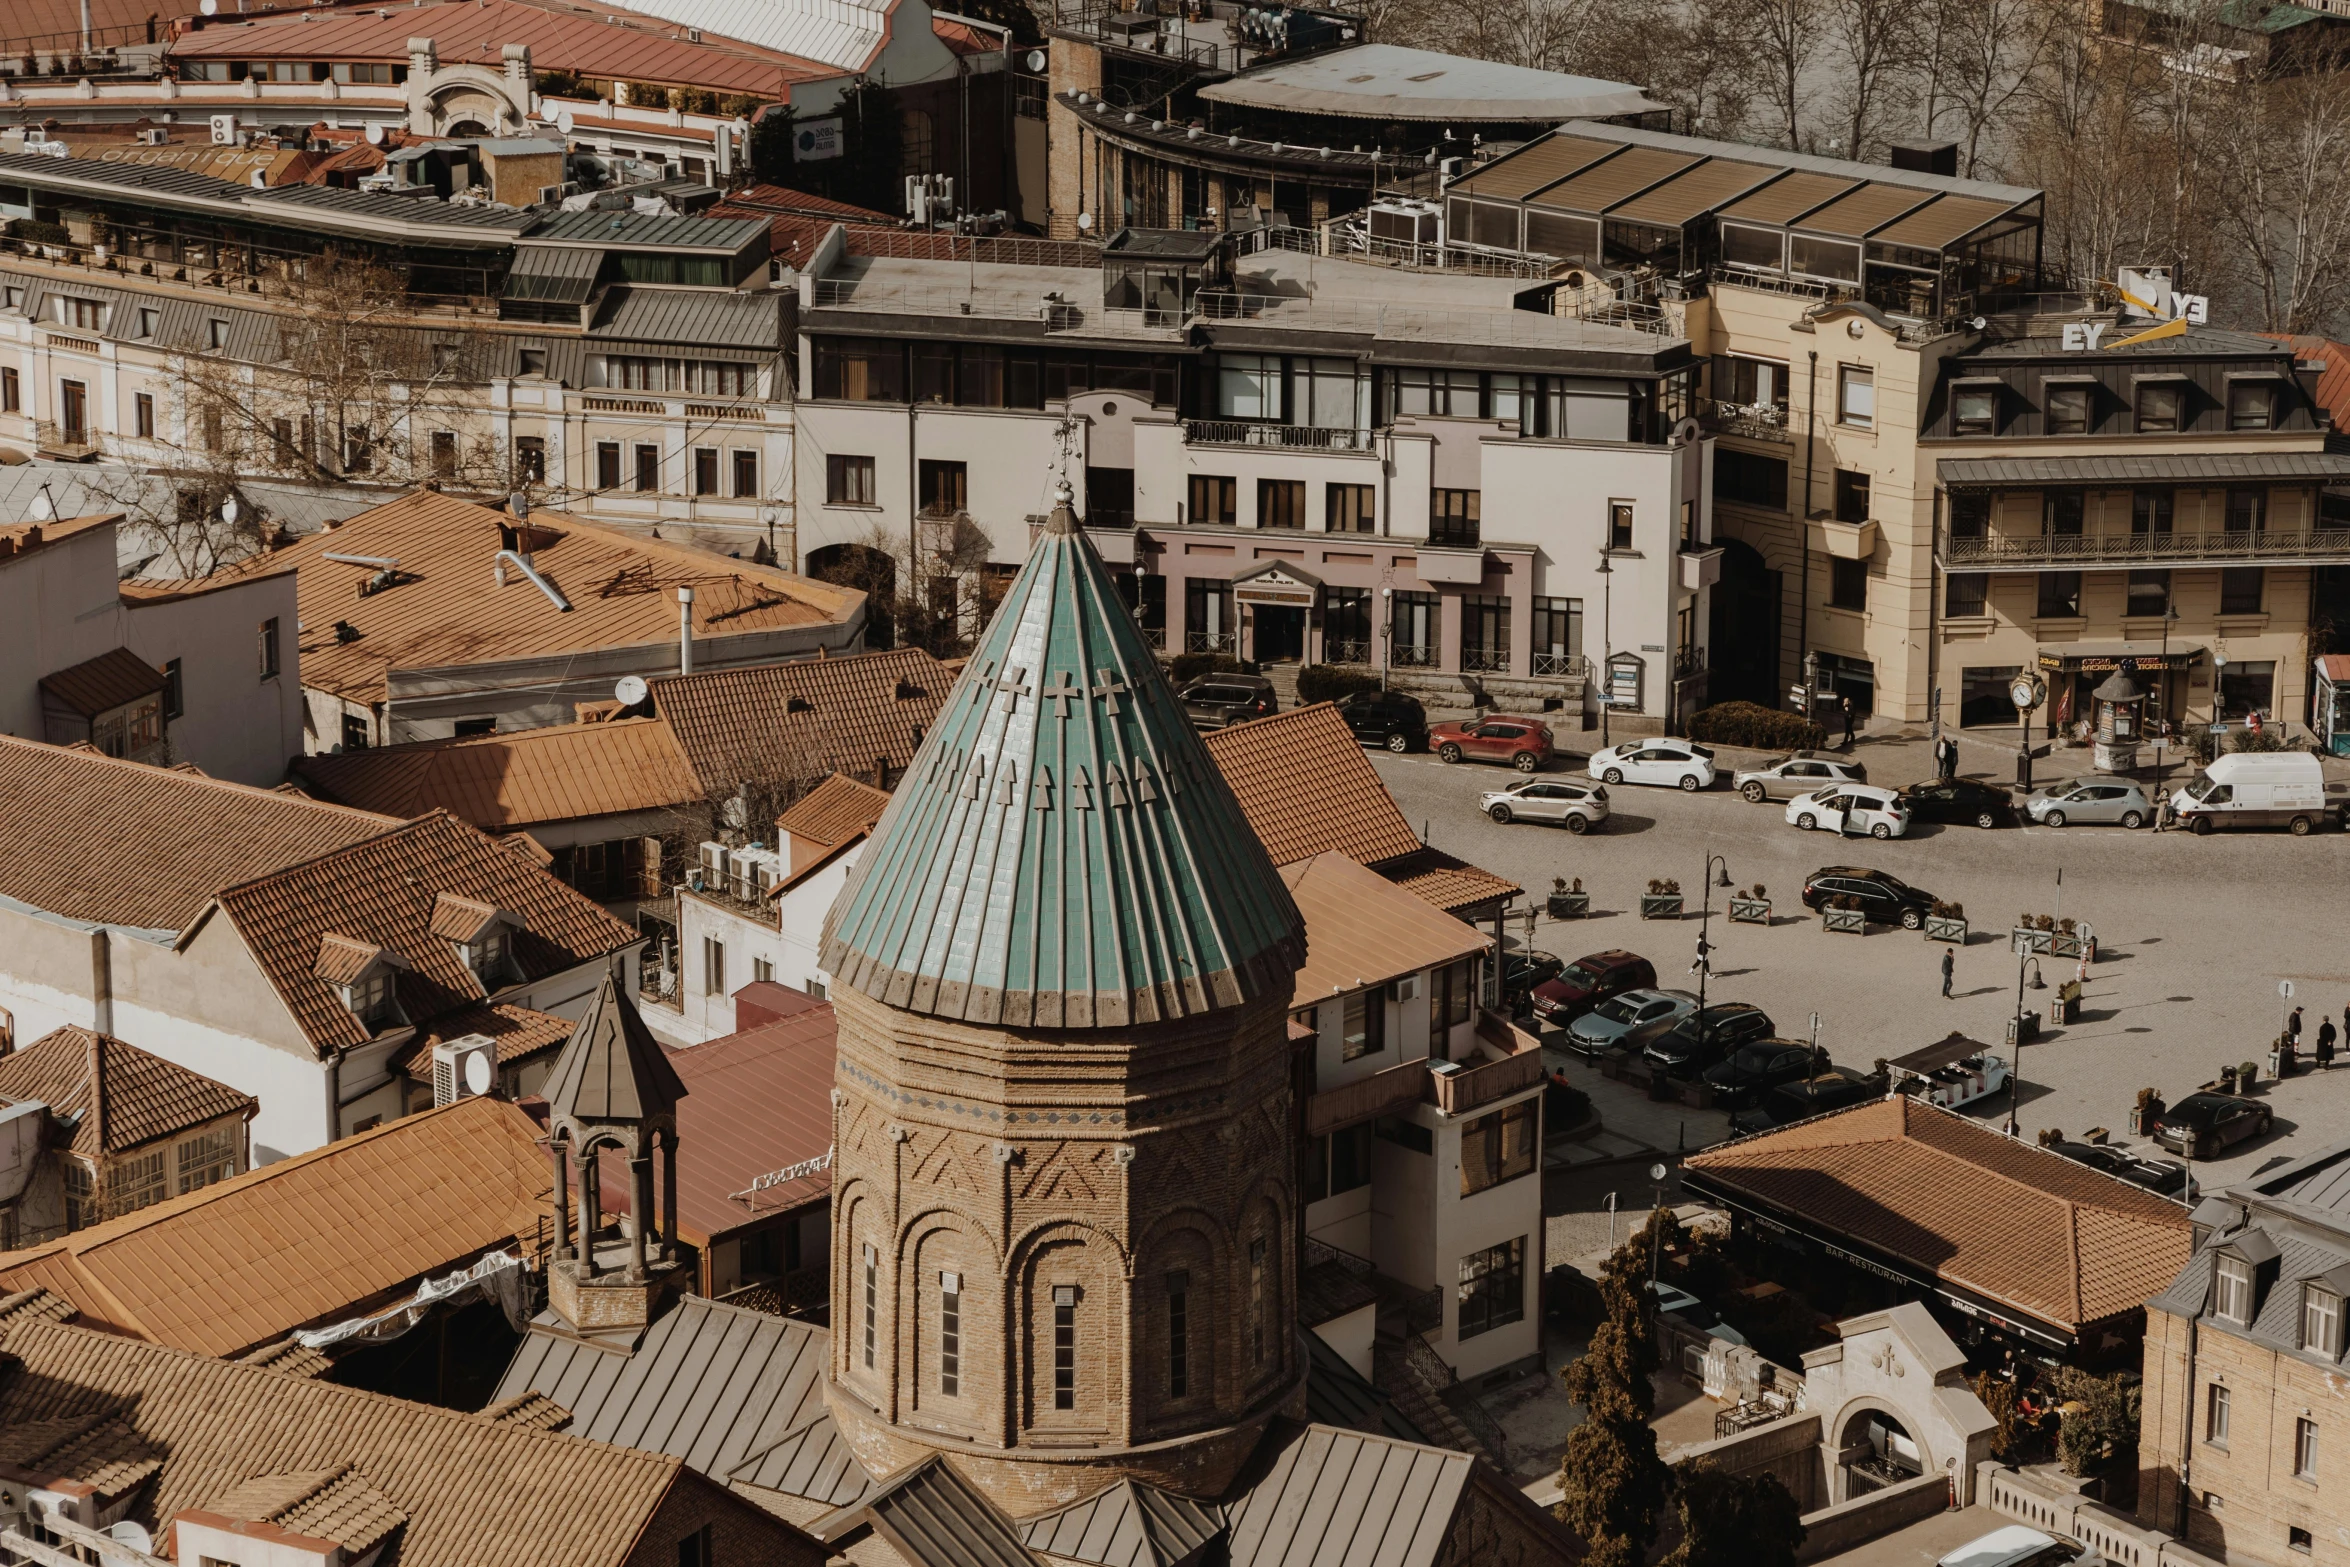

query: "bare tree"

left=1824, top=0, right=1918, bottom=158
left=1914, top=0, right=2061, bottom=174
left=2197, top=50, right=2350, bottom=331
left=1729, top=0, right=1827, bottom=150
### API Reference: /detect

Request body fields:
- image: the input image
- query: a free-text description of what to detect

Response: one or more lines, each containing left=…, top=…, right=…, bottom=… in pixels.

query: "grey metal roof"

left=852, top=1456, right=1040, bottom=1567
left=0, top=149, right=249, bottom=203
left=1199, top=44, right=1663, bottom=122
left=820, top=497, right=1306, bottom=1029
left=2251, top=1141, right=2350, bottom=1216
left=1224, top=1423, right=1471, bottom=1567
left=528, top=209, right=769, bottom=251
left=1023, top=1480, right=1224, bottom=1567
left=588, top=285, right=787, bottom=350
left=1939, top=452, right=2350, bottom=487
left=543, top=974, right=685, bottom=1127
left=1300, top=1332, right=1430, bottom=1447
left=247, top=182, right=537, bottom=232
left=2150, top=1225, right=2350, bottom=1370
left=1555, top=120, right=2041, bottom=204
left=1964, top=326, right=2286, bottom=358
left=491, top=1294, right=871, bottom=1510
left=507, top=244, right=603, bottom=305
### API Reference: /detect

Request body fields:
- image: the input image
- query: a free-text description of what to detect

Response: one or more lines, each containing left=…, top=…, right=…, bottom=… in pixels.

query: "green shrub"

left=1168, top=651, right=1245, bottom=685
left=1295, top=665, right=1382, bottom=705
left=1686, top=701, right=1826, bottom=750
left=2230, top=724, right=2290, bottom=754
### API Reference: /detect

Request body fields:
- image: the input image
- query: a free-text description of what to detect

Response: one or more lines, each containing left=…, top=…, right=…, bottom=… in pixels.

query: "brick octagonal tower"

left=819, top=486, right=1308, bottom=1515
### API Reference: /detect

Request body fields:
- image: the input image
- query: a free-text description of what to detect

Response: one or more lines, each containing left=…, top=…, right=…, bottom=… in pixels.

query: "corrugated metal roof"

left=588, top=285, right=788, bottom=349
left=492, top=1293, right=875, bottom=1509
left=1301, top=1332, right=1430, bottom=1445
left=1938, top=452, right=2350, bottom=487
left=1607, top=159, right=1782, bottom=228
left=288, top=716, right=705, bottom=831
left=1199, top=44, right=1664, bottom=122
left=1869, top=192, right=2022, bottom=249
left=543, top=976, right=687, bottom=1127
left=1446, top=136, right=1617, bottom=201
left=859, top=1457, right=1040, bottom=1567
left=1224, top=1422, right=1471, bottom=1567
left=507, top=243, right=604, bottom=305
left=1023, top=1479, right=1225, bottom=1567
left=820, top=498, right=1306, bottom=1030
left=1525, top=144, right=1698, bottom=214
left=530, top=209, right=771, bottom=250
left=1791, top=182, right=1936, bottom=237
left=247, top=182, right=537, bottom=231
left=1718, top=169, right=1861, bottom=225
left=603, top=0, right=895, bottom=73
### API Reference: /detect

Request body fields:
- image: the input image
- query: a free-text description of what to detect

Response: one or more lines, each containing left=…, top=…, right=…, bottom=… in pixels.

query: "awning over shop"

left=1941, top=452, right=2350, bottom=488
left=2036, top=643, right=2207, bottom=672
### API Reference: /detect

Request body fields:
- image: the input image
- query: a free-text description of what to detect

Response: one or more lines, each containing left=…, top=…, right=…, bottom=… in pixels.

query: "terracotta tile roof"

left=0, top=1027, right=256, bottom=1159
left=117, top=559, right=299, bottom=604
left=393, top=1002, right=580, bottom=1078
left=1280, top=852, right=1489, bottom=1003
left=1204, top=706, right=1520, bottom=915
left=482, top=1390, right=574, bottom=1431
left=211, top=812, right=640, bottom=1056
left=37, top=646, right=166, bottom=718
left=0, top=1285, right=76, bottom=1329
left=428, top=893, right=511, bottom=943
left=0, top=737, right=398, bottom=933
left=2262, top=333, right=2350, bottom=429
left=312, top=933, right=397, bottom=987
left=0, top=1319, right=824, bottom=1567
left=712, top=183, right=900, bottom=225
left=780, top=771, right=893, bottom=869
left=0, top=1096, right=555, bottom=1358
left=1683, top=1096, right=2193, bottom=1332
left=235, top=1339, right=335, bottom=1380
left=654, top=647, right=952, bottom=799
left=0, top=511, right=114, bottom=564
left=200, top=490, right=861, bottom=706
left=288, top=716, right=708, bottom=831
left=207, top=1463, right=408, bottom=1557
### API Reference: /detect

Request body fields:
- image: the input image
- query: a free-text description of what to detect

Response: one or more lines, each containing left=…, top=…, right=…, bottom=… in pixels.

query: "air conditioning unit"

left=431, top=1033, right=497, bottom=1107
left=1390, top=973, right=1422, bottom=1003
left=1366, top=198, right=1440, bottom=248
left=209, top=113, right=238, bottom=146
left=136, top=126, right=169, bottom=146
left=697, top=841, right=728, bottom=876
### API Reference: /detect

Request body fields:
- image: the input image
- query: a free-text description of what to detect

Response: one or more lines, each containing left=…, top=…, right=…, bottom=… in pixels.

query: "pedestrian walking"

left=1941, top=948, right=1955, bottom=1000
left=1841, top=695, right=1857, bottom=749
left=2319, top=1016, right=2338, bottom=1070
left=2291, top=1006, right=2305, bottom=1046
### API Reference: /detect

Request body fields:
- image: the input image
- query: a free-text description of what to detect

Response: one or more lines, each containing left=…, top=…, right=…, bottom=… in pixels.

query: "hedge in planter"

left=1295, top=664, right=1383, bottom=705
left=1729, top=884, right=1771, bottom=924
left=1923, top=899, right=1967, bottom=944
left=1686, top=700, right=1827, bottom=751
left=1640, top=878, right=1684, bottom=920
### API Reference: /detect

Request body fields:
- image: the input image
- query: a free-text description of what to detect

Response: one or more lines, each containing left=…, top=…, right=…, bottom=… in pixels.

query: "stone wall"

left=1793, top=1473, right=1950, bottom=1562
left=1671, top=1412, right=1826, bottom=1511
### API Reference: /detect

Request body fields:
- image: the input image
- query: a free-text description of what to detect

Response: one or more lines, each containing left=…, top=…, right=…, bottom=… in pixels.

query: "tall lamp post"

left=1695, top=854, right=1733, bottom=1061
left=1380, top=584, right=1393, bottom=693
left=1597, top=552, right=1616, bottom=748
left=2009, top=671, right=2045, bottom=795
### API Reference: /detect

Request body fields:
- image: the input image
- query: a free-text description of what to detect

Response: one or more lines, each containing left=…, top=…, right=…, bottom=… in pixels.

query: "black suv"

left=1639, top=1002, right=1775, bottom=1077
left=1179, top=673, right=1278, bottom=729
left=1800, top=866, right=1935, bottom=929
left=1729, top=1067, right=1881, bottom=1134
left=1701, top=1039, right=1826, bottom=1108
left=1335, top=690, right=1428, bottom=753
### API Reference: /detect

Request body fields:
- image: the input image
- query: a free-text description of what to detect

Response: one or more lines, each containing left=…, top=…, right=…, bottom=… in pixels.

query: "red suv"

left=1529, top=950, right=1658, bottom=1029
left=1428, top=714, right=1554, bottom=772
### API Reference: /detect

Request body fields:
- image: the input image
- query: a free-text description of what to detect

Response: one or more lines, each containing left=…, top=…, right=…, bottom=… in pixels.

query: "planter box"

left=1822, top=907, right=1867, bottom=935
left=2049, top=932, right=2087, bottom=959
left=1547, top=891, right=1591, bottom=919
left=1923, top=915, right=1968, bottom=945
left=1728, top=897, right=1771, bottom=925
left=2010, top=927, right=2054, bottom=954
left=1640, top=895, right=1684, bottom=920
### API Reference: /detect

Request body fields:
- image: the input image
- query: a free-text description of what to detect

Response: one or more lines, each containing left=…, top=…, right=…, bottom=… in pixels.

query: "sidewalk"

left=1547, top=1069, right=1731, bottom=1169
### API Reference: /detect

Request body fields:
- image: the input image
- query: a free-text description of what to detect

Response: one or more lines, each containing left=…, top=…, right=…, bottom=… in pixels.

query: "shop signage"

left=2037, top=651, right=2193, bottom=672
left=1232, top=567, right=1317, bottom=607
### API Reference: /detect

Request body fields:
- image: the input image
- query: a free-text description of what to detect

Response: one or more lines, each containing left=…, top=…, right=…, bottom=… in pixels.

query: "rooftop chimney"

left=1888, top=139, right=1958, bottom=178
left=678, top=586, right=694, bottom=675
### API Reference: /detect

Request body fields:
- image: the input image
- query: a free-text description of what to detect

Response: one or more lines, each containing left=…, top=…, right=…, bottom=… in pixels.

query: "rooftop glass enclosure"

left=1444, top=125, right=2044, bottom=323
left=1102, top=227, right=1234, bottom=324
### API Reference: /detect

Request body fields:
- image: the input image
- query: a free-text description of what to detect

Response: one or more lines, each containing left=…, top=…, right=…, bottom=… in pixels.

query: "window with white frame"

left=345, top=968, right=398, bottom=1028
left=2298, top=1416, right=2320, bottom=1478
left=465, top=927, right=512, bottom=985
left=2214, top=1255, right=2255, bottom=1323
left=175, top=1123, right=240, bottom=1193
left=62, top=1160, right=95, bottom=1229
left=111, top=1147, right=167, bottom=1215
left=2305, top=1285, right=2343, bottom=1356
left=1838, top=365, right=1875, bottom=429
left=2207, top=1382, right=2232, bottom=1445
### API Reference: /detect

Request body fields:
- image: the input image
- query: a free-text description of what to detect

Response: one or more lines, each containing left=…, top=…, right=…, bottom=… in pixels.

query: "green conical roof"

left=822, top=494, right=1304, bottom=1029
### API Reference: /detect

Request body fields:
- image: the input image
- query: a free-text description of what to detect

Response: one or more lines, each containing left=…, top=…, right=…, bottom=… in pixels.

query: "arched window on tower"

left=1052, top=1285, right=1078, bottom=1410
left=863, top=1243, right=880, bottom=1370
left=941, top=1272, right=963, bottom=1396
left=1167, top=1270, right=1190, bottom=1399
left=1248, top=1237, right=1268, bottom=1367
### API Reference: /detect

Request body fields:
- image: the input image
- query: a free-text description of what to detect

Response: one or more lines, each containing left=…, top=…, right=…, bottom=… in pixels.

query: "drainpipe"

left=1800, top=349, right=1819, bottom=707
left=89, top=926, right=111, bottom=1036
left=678, top=585, right=695, bottom=675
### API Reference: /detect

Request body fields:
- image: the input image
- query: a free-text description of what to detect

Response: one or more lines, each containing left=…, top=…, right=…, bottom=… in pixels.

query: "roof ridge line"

left=0, top=734, right=399, bottom=826
left=210, top=807, right=465, bottom=905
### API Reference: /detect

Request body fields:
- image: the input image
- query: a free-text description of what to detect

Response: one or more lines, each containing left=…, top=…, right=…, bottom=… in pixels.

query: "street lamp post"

left=2155, top=604, right=2180, bottom=828
left=1696, top=855, right=1732, bottom=1063
left=1380, top=584, right=1393, bottom=693
left=1597, top=552, right=1615, bottom=748
left=2006, top=937, right=2033, bottom=1137
left=2009, top=672, right=2044, bottom=794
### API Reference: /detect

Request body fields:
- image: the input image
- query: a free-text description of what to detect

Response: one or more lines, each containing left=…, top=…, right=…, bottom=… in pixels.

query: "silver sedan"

left=1733, top=751, right=1868, bottom=803
left=2025, top=778, right=2153, bottom=828
left=1560, top=987, right=1699, bottom=1056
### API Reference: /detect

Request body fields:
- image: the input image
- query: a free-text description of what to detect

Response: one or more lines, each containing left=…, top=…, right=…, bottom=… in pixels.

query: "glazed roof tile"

left=0, top=1027, right=255, bottom=1158
left=289, top=716, right=706, bottom=830
left=822, top=499, right=1304, bottom=1028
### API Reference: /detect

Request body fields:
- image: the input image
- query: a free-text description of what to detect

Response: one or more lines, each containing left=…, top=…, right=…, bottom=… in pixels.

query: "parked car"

left=1899, top=777, right=2020, bottom=829
left=2048, top=1140, right=2191, bottom=1197
left=1934, top=1525, right=2087, bottom=1567
left=1482, top=778, right=1609, bottom=831
left=1558, top=987, right=1697, bottom=1056
left=1729, top=1066, right=1881, bottom=1134
left=2153, top=1091, right=2275, bottom=1159
left=2025, top=777, right=2153, bottom=829
left=1529, top=950, right=1658, bottom=1029
left=1586, top=738, right=1716, bottom=791
left=1428, top=714, right=1555, bottom=772
left=1650, top=1281, right=1748, bottom=1346
left=1733, top=751, right=1868, bottom=803
left=1701, top=1039, right=1827, bottom=1107
left=1499, top=948, right=1565, bottom=1007
left=1785, top=783, right=1911, bottom=839
left=1335, top=689, right=1427, bottom=753
left=2172, top=750, right=2336, bottom=834
left=1799, top=866, right=1935, bottom=929
left=1178, top=673, right=1277, bottom=729
left=1640, top=1001, right=1776, bottom=1077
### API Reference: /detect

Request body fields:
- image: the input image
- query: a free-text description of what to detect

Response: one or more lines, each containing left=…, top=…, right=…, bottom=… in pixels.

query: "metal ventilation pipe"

left=678, top=585, right=695, bottom=675
left=90, top=927, right=112, bottom=1036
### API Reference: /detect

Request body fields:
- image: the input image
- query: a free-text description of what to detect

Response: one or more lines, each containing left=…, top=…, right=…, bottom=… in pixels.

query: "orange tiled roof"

left=290, top=715, right=706, bottom=830
left=200, top=490, right=862, bottom=706
left=654, top=647, right=952, bottom=799
left=1281, top=852, right=1489, bottom=1002
left=0, top=1096, right=553, bottom=1358
left=0, top=736, right=398, bottom=932
left=1373, top=846, right=1523, bottom=917
left=2262, top=333, right=2350, bottom=430
left=1684, top=1096, right=2193, bottom=1332
left=0, top=512, right=114, bottom=561
left=391, top=1001, right=579, bottom=1078
left=0, top=1320, right=823, bottom=1567
left=0, top=1028, right=255, bottom=1159
left=36, top=647, right=165, bottom=719
left=209, top=812, right=639, bottom=1056
left=778, top=771, right=893, bottom=872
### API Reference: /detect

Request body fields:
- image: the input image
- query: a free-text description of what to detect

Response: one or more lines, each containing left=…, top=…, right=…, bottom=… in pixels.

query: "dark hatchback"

left=2049, top=1140, right=2191, bottom=1197
left=2153, top=1092, right=2275, bottom=1159
left=1899, top=778, right=2021, bottom=829
left=1729, top=1067, right=1881, bottom=1134
left=1335, top=690, right=1429, bottom=753
left=1529, top=950, right=1658, bottom=1029
left=1638, top=1002, right=1776, bottom=1077
left=1800, top=866, right=1936, bottom=929
left=1178, top=674, right=1277, bottom=729
left=1500, top=949, right=1566, bottom=1009
left=1701, top=1039, right=1827, bottom=1108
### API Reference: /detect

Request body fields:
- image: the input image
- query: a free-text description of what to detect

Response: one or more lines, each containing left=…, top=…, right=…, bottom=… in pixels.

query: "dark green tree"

left=1557, top=1207, right=1677, bottom=1567
left=1662, top=1459, right=1806, bottom=1567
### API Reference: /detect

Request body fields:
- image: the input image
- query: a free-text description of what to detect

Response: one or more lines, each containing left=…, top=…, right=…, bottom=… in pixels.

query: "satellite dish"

left=1024, top=48, right=1046, bottom=71
left=29, top=485, right=53, bottom=521
left=108, top=1524, right=154, bottom=1553
left=364, top=122, right=384, bottom=146
left=556, top=109, right=576, bottom=135
left=614, top=674, right=649, bottom=707
left=463, top=1050, right=494, bottom=1097
left=199, top=0, right=217, bottom=12
left=1076, top=211, right=1093, bottom=232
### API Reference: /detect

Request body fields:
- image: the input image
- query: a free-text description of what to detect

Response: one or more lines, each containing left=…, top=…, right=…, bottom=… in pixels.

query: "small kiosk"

left=2091, top=668, right=2145, bottom=773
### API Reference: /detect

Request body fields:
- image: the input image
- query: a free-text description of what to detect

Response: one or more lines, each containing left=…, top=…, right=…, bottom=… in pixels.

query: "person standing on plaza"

left=2319, top=1015, right=2338, bottom=1070
left=2291, top=1006, right=2305, bottom=1046
left=1941, top=947, right=1955, bottom=1000
left=1841, top=695, right=1857, bottom=749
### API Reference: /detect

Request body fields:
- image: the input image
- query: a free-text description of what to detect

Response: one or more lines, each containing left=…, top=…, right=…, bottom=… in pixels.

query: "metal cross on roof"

left=1041, top=671, right=1085, bottom=719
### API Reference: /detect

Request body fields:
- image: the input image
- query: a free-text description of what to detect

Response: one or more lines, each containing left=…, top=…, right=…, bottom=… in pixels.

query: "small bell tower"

left=542, top=974, right=688, bottom=1338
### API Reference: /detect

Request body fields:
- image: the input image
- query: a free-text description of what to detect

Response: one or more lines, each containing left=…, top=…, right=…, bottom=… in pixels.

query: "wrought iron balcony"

left=1182, top=419, right=1374, bottom=452
left=1699, top=398, right=1792, bottom=445
left=1942, top=527, right=2350, bottom=571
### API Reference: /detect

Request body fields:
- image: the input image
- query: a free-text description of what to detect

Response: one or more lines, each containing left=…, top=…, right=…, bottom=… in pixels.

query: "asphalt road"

left=1368, top=730, right=2350, bottom=1189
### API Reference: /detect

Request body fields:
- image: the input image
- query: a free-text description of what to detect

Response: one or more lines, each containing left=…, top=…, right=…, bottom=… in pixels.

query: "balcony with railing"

left=1182, top=419, right=1375, bottom=452
left=1423, top=1012, right=1544, bottom=1117
left=1325, top=638, right=1371, bottom=664
left=1699, top=397, right=1792, bottom=444
left=1941, top=524, right=2350, bottom=571
left=1392, top=642, right=1437, bottom=668
left=1533, top=651, right=1594, bottom=682
left=35, top=420, right=99, bottom=460
left=1459, top=646, right=1510, bottom=675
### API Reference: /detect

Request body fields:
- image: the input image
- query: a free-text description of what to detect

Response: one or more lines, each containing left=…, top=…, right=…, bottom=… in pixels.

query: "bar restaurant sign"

left=2037, top=651, right=2193, bottom=672
left=1231, top=563, right=1320, bottom=608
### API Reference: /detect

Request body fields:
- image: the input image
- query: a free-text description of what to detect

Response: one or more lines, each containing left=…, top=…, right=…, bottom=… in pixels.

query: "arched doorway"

left=1707, top=538, right=1781, bottom=708
left=1837, top=1405, right=1925, bottom=1499
left=809, top=542, right=897, bottom=649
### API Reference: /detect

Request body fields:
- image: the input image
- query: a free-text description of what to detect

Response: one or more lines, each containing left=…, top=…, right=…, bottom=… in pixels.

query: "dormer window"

left=347, top=968, right=397, bottom=1026
left=2215, top=1255, right=2255, bottom=1323
left=429, top=893, right=521, bottom=991
left=2305, top=1285, right=2344, bottom=1356
left=467, top=927, right=511, bottom=983
left=316, top=934, right=409, bottom=1032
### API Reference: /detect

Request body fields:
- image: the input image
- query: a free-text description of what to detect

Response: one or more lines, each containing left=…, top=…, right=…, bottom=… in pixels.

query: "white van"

left=2171, top=750, right=2338, bottom=835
